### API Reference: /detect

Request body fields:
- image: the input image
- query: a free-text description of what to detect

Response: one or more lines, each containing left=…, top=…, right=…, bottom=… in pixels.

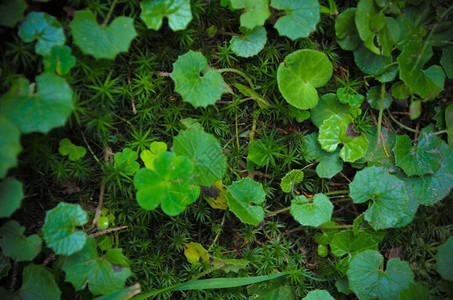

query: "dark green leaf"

left=0, top=115, right=21, bottom=178
left=0, top=177, right=23, bottom=218
left=231, top=0, right=270, bottom=29
left=95, top=284, right=141, bottom=300
left=0, top=0, right=27, bottom=28
left=231, top=26, right=267, bottom=57
left=445, top=103, right=453, bottom=147
left=316, top=148, right=343, bottom=179
left=399, top=282, right=430, bottom=299
left=280, top=170, right=304, bottom=193
left=440, top=45, right=453, bottom=79
left=114, top=148, right=140, bottom=176
left=310, top=93, right=351, bottom=128
left=11, top=264, right=61, bottom=300
left=0, top=221, right=41, bottom=261
left=43, top=45, right=76, bottom=75
left=366, top=86, right=392, bottom=110
left=140, top=0, right=192, bottom=31
left=436, top=236, right=453, bottom=281
left=391, top=81, right=411, bottom=99
left=0, top=252, right=10, bottom=279
left=330, top=230, right=378, bottom=257
left=249, top=285, right=296, bottom=299
left=353, top=45, right=398, bottom=82
left=290, top=194, right=333, bottom=227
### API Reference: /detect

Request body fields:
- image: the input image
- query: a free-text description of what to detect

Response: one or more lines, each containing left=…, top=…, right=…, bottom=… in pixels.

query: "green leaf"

left=58, top=138, right=87, bottom=161
left=0, top=115, right=21, bottom=178
left=436, top=237, right=453, bottom=280
left=350, top=166, right=410, bottom=230
left=0, top=177, right=23, bottom=218
left=247, top=140, right=268, bottom=166
left=310, top=93, right=350, bottom=128
left=347, top=250, right=414, bottom=299
left=95, top=284, right=141, bottom=300
left=184, top=242, right=210, bottom=265
left=391, top=81, right=411, bottom=99
left=134, top=152, right=200, bottom=216
left=288, top=106, right=310, bottom=122
left=446, top=103, right=453, bottom=147
left=63, top=237, right=131, bottom=296
left=249, top=285, right=296, bottom=299
left=70, top=10, right=137, bottom=59
left=337, top=87, right=364, bottom=107
left=290, top=194, right=333, bottom=227
left=395, top=133, right=442, bottom=177
left=318, top=114, right=369, bottom=162
left=357, top=126, right=396, bottom=169
left=114, top=148, right=140, bottom=176
left=280, top=170, right=304, bottom=193
left=440, top=45, right=453, bottom=79
left=277, top=50, right=332, bottom=109
left=172, top=128, right=227, bottom=186
left=335, top=8, right=356, bottom=39
left=9, top=264, right=61, bottom=300
left=355, top=0, right=378, bottom=49
left=271, top=0, right=320, bottom=40
left=42, top=202, right=88, bottom=256
left=398, top=40, right=445, bottom=99
left=226, top=178, right=266, bottom=226
left=0, top=252, right=11, bottom=279
left=231, top=26, right=267, bottom=57
left=0, top=73, right=73, bottom=134
left=301, top=132, right=323, bottom=162
left=303, top=290, right=334, bottom=300
left=234, top=83, right=269, bottom=108
left=399, top=283, right=430, bottom=300
left=171, top=51, right=226, bottom=107
left=409, top=100, right=422, bottom=120
left=366, top=86, right=392, bottom=110
left=43, top=45, right=76, bottom=75
left=353, top=45, right=398, bottom=82
left=212, top=258, right=248, bottom=273
left=316, top=148, right=343, bottom=179
left=140, top=141, right=167, bottom=170
left=0, top=221, right=41, bottom=261
left=231, top=0, right=270, bottom=29
left=18, top=12, right=65, bottom=55
left=330, top=230, right=378, bottom=257
left=140, top=0, right=192, bottom=31
left=0, top=0, right=27, bottom=28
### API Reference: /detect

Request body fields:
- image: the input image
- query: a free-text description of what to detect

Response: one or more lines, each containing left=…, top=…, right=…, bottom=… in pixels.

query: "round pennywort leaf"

left=290, top=194, right=333, bottom=227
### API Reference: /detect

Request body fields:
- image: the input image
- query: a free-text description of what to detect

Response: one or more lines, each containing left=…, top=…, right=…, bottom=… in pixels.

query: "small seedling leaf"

left=43, top=45, right=76, bottom=75
left=280, top=170, right=304, bottom=193
left=115, top=148, right=140, bottom=176
left=140, top=141, right=167, bottom=170
left=59, top=138, right=87, bottom=161
left=0, top=116, right=21, bottom=178
left=184, top=242, right=210, bottom=265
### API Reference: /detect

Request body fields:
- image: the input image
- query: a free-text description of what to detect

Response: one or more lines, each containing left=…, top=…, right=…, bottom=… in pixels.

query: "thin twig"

left=42, top=253, right=57, bottom=266
left=89, top=226, right=128, bottom=238
left=93, top=182, right=106, bottom=226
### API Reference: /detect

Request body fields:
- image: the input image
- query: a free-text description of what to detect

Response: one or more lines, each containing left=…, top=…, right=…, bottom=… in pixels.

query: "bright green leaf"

left=271, top=0, right=320, bottom=40
left=0, top=221, right=41, bottom=261
left=140, top=0, right=192, bottom=31
left=436, top=237, right=453, bottom=281
left=231, top=0, right=270, bottom=29
left=58, top=138, right=87, bottom=161
left=226, top=178, right=266, bottom=226
left=350, top=166, right=410, bottom=230
left=330, top=230, right=378, bottom=257
left=171, top=51, right=226, bottom=107
left=357, top=126, right=396, bottom=169
left=140, top=141, right=167, bottom=170
left=95, top=284, right=141, bottom=300
left=440, top=45, right=453, bottom=79
left=348, top=250, right=413, bottom=299
left=9, top=264, right=61, bottom=300
left=310, top=93, right=350, bottom=128
left=247, top=140, right=268, bottom=166
left=0, top=0, right=27, bottom=28
left=43, top=45, right=76, bottom=75
left=0, top=115, right=21, bottom=178
left=70, top=10, right=137, bottom=59
left=337, top=87, right=364, bottom=107
left=18, top=12, right=65, bottom=55
left=231, top=26, right=267, bottom=57
left=184, top=242, right=210, bottom=265
left=288, top=106, right=310, bottom=122
left=366, top=86, right=392, bottom=110
left=353, top=45, right=398, bottom=82
left=280, top=170, right=304, bottom=193
left=42, top=202, right=88, bottom=256
left=277, top=50, right=332, bottom=109
left=172, top=128, right=227, bottom=186
left=0, top=73, right=73, bottom=134
left=317, top=148, right=343, bottom=179
left=303, top=290, right=334, bottom=300
left=0, top=177, right=23, bottom=218
left=63, top=237, right=131, bottom=296
left=290, top=194, right=333, bottom=227
left=355, top=0, right=377, bottom=46
left=114, top=148, right=140, bottom=176
left=335, top=8, right=356, bottom=39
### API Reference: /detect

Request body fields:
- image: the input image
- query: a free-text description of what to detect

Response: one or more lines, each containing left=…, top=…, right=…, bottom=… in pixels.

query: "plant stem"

left=377, top=82, right=385, bottom=146
left=92, top=182, right=106, bottom=226
left=103, top=0, right=119, bottom=26
left=323, top=190, right=349, bottom=196
left=387, top=109, right=421, bottom=133
left=318, top=224, right=353, bottom=230
left=89, top=226, right=128, bottom=238
left=266, top=206, right=290, bottom=217
left=209, top=211, right=227, bottom=250
left=216, top=68, right=255, bottom=90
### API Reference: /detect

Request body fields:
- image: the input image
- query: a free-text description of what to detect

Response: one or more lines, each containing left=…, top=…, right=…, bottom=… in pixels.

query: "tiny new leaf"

left=226, top=178, right=266, bottom=226
left=140, top=141, right=167, bottom=170
left=63, top=237, right=131, bottom=296
left=43, top=45, right=76, bottom=75
left=347, top=250, right=414, bottom=299
left=280, top=170, right=304, bottom=193
left=171, top=51, right=226, bottom=107
left=290, top=194, right=333, bottom=227
left=277, top=50, right=332, bottom=109
left=230, top=0, right=270, bottom=29
left=0, top=115, right=21, bottom=178
left=59, top=138, right=87, bottom=161
left=310, top=93, right=350, bottom=128
left=231, top=26, right=267, bottom=58
left=0, top=220, right=41, bottom=261
left=0, top=177, right=23, bottom=218
left=436, top=236, right=453, bottom=281
left=42, top=202, right=88, bottom=256
left=134, top=152, right=200, bottom=216
left=114, top=148, right=140, bottom=176
left=70, top=10, right=137, bottom=59
left=140, top=0, right=192, bottom=31
left=184, top=242, right=210, bottom=265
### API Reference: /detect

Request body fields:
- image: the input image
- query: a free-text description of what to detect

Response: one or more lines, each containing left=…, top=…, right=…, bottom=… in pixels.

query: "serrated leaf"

left=310, top=93, right=351, bottom=128
left=301, top=132, right=323, bottom=162
left=231, top=0, right=270, bottom=29
left=134, top=152, right=200, bottom=216
left=350, top=166, right=410, bottom=230
left=172, top=128, right=226, bottom=186
left=140, top=0, right=192, bottom=31
left=42, top=202, right=88, bottom=256
left=140, top=141, right=167, bottom=170
left=184, top=242, right=210, bottom=265
left=337, top=87, right=364, bottom=107
left=0, top=115, right=21, bottom=178
left=171, top=51, right=226, bottom=107
left=95, top=284, right=141, bottom=300
left=347, top=250, right=414, bottom=299
left=18, top=12, right=65, bottom=55
left=303, top=290, right=334, bottom=300
left=318, top=114, right=369, bottom=162
left=70, top=10, right=137, bottom=59
left=288, top=105, right=310, bottom=122
left=114, top=148, right=140, bottom=176
left=231, top=26, right=267, bottom=57
left=226, top=178, right=266, bottom=226
left=0, top=0, right=27, bottom=28
left=330, top=230, right=378, bottom=257
left=357, top=126, right=396, bottom=169
left=0, top=177, right=24, bottom=218
left=436, top=237, right=453, bottom=281
left=205, top=180, right=228, bottom=210
left=59, top=138, right=87, bottom=161
left=280, top=170, right=304, bottom=193
left=366, top=86, right=392, bottom=110
left=395, top=133, right=442, bottom=176
left=441, top=45, right=453, bottom=79
left=290, top=194, right=333, bottom=227
left=277, top=50, right=332, bottom=109
left=317, top=148, right=343, bottom=179
left=353, top=45, right=398, bottom=82
left=0, top=221, right=41, bottom=261
left=0, top=73, right=73, bottom=134
left=63, top=237, right=131, bottom=296
left=43, top=45, right=76, bottom=75
left=271, top=0, right=320, bottom=40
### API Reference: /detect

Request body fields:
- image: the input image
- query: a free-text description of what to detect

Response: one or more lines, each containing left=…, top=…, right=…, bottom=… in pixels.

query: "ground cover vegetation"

left=0, top=0, right=452, bottom=299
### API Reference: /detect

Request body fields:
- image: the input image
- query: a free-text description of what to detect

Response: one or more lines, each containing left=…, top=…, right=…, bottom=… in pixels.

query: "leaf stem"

left=387, top=109, right=421, bottom=133
left=377, top=83, right=385, bottom=146
left=103, top=0, right=119, bottom=26
left=209, top=210, right=227, bottom=250
left=216, top=68, right=255, bottom=90
left=323, top=190, right=349, bottom=196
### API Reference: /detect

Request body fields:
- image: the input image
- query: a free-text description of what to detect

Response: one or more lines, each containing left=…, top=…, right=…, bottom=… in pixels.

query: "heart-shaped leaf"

left=353, top=45, right=398, bottom=82
left=0, top=178, right=23, bottom=218
left=231, top=0, right=270, bottom=29
left=184, top=242, right=210, bottom=265
left=330, top=230, right=378, bottom=258
left=226, top=178, right=266, bottom=226
left=18, top=12, right=65, bottom=55
left=0, top=0, right=27, bottom=28
left=277, top=50, right=332, bottom=109
left=231, top=26, right=267, bottom=57
left=290, top=194, right=333, bottom=227
left=366, top=86, right=392, bottom=110
left=58, top=138, right=87, bottom=161
left=70, top=10, right=137, bottom=59
left=303, top=290, right=334, bottom=300
left=310, top=93, right=351, bottom=128
left=436, top=237, right=453, bottom=281
left=0, top=115, right=21, bottom=178
left=0, top=221, right=41, bottom=261
left=140, top=0, right=192, bottom=31
left=140, top=141, right=167, bottom=170
left=336, top=8, right=361, bottom=51
left=171, top=51, right=226, bottom=107
left=280, top=170, right=304, bottom=193
left=43, top=45, right=76, bottom=75
left=114, top=148, right=140, bottom=176
left=271, top=0, right=320, bottom=40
